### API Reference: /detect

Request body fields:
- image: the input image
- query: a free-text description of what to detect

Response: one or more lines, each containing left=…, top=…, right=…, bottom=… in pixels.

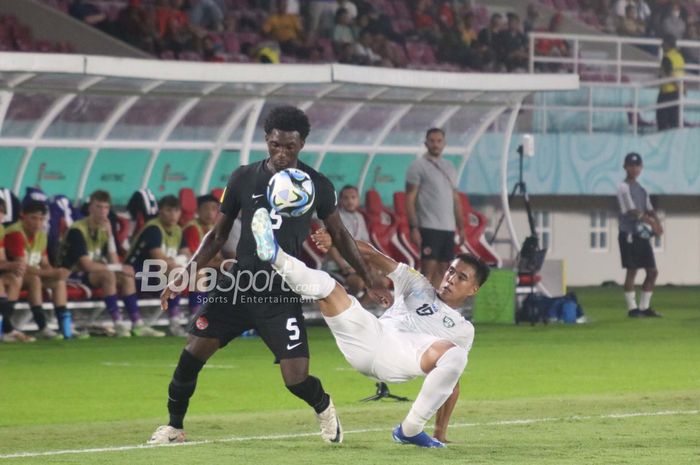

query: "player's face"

left=425, top=131, right=445, bottom=157
left=88, top=200, right=110, bottom=225
left=339, top=188, right=359, bottom=212
left=22, top=212, right=46, bottom=235
left=266, top=129, right=305, bottom=173
left=159, top=206, right=181, bottom=227
left=198, top=201, right=219, bottom=225
left=437, top=259, right=480, bottom=304
left=625, top=163, right=642, bottom=180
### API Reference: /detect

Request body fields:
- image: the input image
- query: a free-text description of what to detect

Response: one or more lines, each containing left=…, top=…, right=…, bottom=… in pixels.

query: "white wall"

left=487, top=203, right=700, bottom=286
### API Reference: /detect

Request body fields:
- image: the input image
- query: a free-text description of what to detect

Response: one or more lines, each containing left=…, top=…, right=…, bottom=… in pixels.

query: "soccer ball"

left=266, top=168, right=315, bottom=218
left=636, top=221, right=654, bottom=239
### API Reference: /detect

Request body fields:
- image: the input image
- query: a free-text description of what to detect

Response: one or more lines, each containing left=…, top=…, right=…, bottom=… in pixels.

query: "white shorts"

left=323, top=297, right=441, bottom=383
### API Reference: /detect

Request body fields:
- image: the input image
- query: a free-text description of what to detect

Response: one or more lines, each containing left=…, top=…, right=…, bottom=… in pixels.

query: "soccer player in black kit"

left=148, top=106, right=386, bottom=445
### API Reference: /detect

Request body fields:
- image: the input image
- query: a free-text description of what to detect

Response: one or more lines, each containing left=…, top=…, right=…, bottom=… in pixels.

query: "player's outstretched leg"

left=252, top=208, right=343, bottom=443
left=394, top=343, right=468, bottom=448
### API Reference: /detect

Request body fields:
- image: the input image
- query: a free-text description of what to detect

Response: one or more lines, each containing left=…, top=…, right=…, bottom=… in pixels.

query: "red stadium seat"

left=364, top=189, right=415, bottom=267
left=178, top=188, right=197, bottom=226
left=455, top=192, right=501, bottom=267
left=300, top=220, right=326, bottom=269
left=392, top=192, right=419, bottom=266
left=211, top=187, right=225, bottom=203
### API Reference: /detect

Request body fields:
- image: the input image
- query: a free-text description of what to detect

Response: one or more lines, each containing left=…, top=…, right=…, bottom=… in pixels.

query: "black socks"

left=286, top=375, right=330, bottom=414
left=167, top=350, right=206, bottom=429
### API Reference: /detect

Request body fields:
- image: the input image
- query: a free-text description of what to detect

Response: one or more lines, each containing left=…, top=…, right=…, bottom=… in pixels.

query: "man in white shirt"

left=252, top=208, right=489, bottom=448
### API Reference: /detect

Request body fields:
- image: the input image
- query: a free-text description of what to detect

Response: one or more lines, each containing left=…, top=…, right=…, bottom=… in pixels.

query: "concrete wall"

left=0, top=0, right=148, bottom=58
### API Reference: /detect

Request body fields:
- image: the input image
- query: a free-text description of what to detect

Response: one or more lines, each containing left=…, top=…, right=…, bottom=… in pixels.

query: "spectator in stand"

left=353, top=28, right=382, bottom=65
left=536, top=13, right=570, bottom=71
left=477, top=13, right=505, bottom=71
left=116, top=0, right=161, bottom=55
left=0, top=198, right=33, bottom=343
left=371, top=31, right=405, bottom=68
left=69, top=0, right=111, bottom=33
left=495, top=13, right=528, bottom=72
left=619, top=4, right=646, bottom=36
left=406, top=128, right=465, bottom=289
left=322, top=185, right=371, bottom=304
left=615, top=0, right=650, bottom=23
left=202, top=35, right=225, bottom=61
left=523, top=3, right=540, bottom=37
left=334, top=0, right=357, bottom=20
left=156, top=0, right=190, bottom=39
left=59, top=190, right=164, bottom=338
left=188, top=0, right=225, bottom=32
left=661, top=2, right=686, bottom=41
left=332, top=7, right=356, bottom=52
left=4, top=201, right=78, bottom=340
left=163, top=14, right=198, bottom=58
left=262, top=0, right=305, bottom=56
left=182, top=195, right=222, bottom=314
left=414, top=0, right=441, bottom=44
left=125, top=195, right=189, bottom=336
left=455, top=11, right=482, bottom=69
left=657, top=34, right=685, bottom=130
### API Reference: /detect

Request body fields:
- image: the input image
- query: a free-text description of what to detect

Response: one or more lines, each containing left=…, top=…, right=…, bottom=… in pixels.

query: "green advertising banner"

left=0, top=147, right=24, bottom=189
left=19, top=148, right=90, bottom=199
left=83, top=149, right=151, bottom=205
left=319, top=152, right=368, bottom=192
left=361, top=153, right=415, bottom=205
left=473, top=269, right=516, bottom=324
left=146, top=150, right=209, bottom=197
left=208, top=150, right=240, bottom=192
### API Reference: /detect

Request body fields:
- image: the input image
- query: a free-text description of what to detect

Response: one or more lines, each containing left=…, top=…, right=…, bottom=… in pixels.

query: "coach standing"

left=406, top=128, right=465, bottom=289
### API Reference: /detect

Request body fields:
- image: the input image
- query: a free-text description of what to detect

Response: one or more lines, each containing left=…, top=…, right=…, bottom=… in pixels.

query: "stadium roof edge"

left=0, top=52, right=579, bottom=91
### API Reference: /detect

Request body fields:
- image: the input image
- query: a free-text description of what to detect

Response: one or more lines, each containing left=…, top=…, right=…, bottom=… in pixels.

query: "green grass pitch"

left=1, top=286, right=699, bottom=464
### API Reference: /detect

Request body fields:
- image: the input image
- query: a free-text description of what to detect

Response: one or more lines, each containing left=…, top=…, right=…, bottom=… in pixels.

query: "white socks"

left=639, top=291, right=653, bottom=310
left=401, top=346, right=468, bottom=437
left=624, top=291, right=637, bottom=310
left=272, top=249, right=336, bottom=300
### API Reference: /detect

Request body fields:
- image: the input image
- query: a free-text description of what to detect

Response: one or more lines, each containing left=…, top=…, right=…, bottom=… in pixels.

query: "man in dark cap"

left=616, top=152, right=663, bottom=318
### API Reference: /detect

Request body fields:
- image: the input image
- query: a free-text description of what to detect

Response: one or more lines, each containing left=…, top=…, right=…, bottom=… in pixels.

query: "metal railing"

left=523, top=76, right=700, bottom=135
left=528, top=32, right=700, bottom=83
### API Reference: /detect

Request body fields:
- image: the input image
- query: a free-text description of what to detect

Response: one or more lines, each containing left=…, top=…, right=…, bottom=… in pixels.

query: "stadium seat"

left=392, top=192, right=419, bottom=267
left=210, top=187, right=225, bottom=202
left=455, top=192, right=502, bottom=267
left=178, top=188, right=197, bottom=226
left=127, top=189, right=158, bottom=234
left=364, top=189, right=415, bottom=266
left=300, top=220, right=326, bottom=270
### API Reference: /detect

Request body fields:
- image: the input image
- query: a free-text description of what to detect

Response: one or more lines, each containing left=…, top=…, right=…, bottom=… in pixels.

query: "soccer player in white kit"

left=252, top=208, right=489, bottom=448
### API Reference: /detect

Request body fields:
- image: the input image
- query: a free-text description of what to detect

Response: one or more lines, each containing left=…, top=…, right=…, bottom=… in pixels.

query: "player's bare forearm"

left=324, top=212, right=372, bottom=285
left=356, top=240, right=398, bottom=275
left=405, top=183, right=419, bottom=228
left=188, top=213, right=233, bottom=269
left=453, top=190, right=464, bottom=230
left=433, top=383, right=460, bottom=443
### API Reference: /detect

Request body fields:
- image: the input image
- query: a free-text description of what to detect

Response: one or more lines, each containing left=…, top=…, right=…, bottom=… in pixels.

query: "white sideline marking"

left=0, top=409, right=696, bottom=459
left=100, top=362, right=237, bottom=369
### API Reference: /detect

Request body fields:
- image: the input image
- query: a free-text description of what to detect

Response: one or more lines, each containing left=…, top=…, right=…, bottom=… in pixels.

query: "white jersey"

left=380, top=263, right=475, bottom=351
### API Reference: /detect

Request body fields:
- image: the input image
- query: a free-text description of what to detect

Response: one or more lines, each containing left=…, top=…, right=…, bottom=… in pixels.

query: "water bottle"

left=61, top=311, right=73, bottom=339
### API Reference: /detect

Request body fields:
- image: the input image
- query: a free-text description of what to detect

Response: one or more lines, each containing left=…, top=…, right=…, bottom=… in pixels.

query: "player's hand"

left=119, top=264, right=135, bottom=277
left=8, top=261, right=26, bottom=276
left=160, top=270, right=185, bottom=310
left=410, top=227, right=422, bottom=248
left=54, top=267, right=71, bottom=281
left=311, top=228, right=332, bottom=253
left=643, top=214, right=664, bottom=236
left=456, top=228, right=465, bottom=245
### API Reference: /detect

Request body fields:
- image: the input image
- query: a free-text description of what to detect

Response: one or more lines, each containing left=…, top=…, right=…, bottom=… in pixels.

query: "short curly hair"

left=264, top=105, right=311, bottom=140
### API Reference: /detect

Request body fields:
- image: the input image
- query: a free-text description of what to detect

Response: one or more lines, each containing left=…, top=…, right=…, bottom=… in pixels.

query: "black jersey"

left=220, top=158, right=336, bottom=290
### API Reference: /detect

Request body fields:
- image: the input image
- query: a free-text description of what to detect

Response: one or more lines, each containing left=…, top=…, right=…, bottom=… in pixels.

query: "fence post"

left=679, top=79, right=684, bottom=129
left=588, top=86, right=593, bottom=134
left=529, top=34, right=535, bottom=73
left=573, top=39, right=579, bottom=75
left=616, top=41, right=622, bottom=83
left=633, top=86, right=639, bottom=135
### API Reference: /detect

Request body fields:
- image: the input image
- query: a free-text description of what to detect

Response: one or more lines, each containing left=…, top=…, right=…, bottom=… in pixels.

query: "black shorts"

left=419, top=227, right=455, bottom=262
left=618, top=232, right=656, bottom=269
left=187, top=287, right=309, bottom=361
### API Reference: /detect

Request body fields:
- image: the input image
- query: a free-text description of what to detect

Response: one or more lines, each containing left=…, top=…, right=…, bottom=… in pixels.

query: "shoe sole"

left=252, top=208, right=277, bottom=262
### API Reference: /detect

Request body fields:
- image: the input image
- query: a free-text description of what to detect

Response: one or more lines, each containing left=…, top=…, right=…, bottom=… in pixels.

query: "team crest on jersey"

left=442, top=316, right=455, bottom=328
left=195, top=316, right=209, bottom=330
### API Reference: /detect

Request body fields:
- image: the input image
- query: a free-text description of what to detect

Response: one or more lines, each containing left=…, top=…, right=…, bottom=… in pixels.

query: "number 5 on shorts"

left=286, top=317, right=300, bottom=341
